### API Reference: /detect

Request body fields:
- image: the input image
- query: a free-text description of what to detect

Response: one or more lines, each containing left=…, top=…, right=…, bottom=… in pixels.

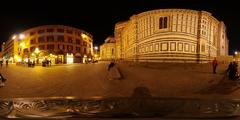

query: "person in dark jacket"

left=108, top=61, right=115, bottom=71
left=227, top=62, right=239, bottom=80
left=226, top=62, right=233, bottom=73
left=5, top=60, right=8, bottom=67
left=212, top=57, right=218, bottom=74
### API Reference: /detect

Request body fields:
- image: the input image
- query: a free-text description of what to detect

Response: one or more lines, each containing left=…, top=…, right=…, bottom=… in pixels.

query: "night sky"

left=0, top=0, right=238, bottom=54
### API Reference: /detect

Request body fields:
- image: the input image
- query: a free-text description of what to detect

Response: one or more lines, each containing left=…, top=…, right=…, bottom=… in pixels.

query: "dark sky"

left=0, top=0, right=238, bottom=54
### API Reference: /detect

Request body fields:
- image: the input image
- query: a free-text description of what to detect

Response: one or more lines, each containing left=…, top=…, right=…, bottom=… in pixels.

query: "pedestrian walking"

left=226, top=62, right=233, bottom=73
left=0, top=60, right=3, bottom=68
left=0, top=74, right=7, bottom=87
left=227, top=62, right=239, bottom=80
left=5, top=60, right=8, bottom=67
left=212, top=57, right=218, bottom=74
left=108, top=61, right=115, bottom=71
left=49, top=59, right=52, bottom=66
left=46, top=60, right=49, bottom=67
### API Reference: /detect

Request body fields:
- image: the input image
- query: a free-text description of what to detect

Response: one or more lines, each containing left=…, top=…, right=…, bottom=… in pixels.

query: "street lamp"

left=81, top=33, right=87, bottom=39
left=235, top=51, right=238, bottom=55
left=94, top=46, right=98, bottom=50
left=19, top=34, right=25, bottom=40
left=34, top=48, right=40, bottom=64
left=12, top=35, right=17, bottom=40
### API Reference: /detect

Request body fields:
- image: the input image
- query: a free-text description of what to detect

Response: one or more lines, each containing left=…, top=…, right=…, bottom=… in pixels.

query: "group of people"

left=42, top=59, right=52, bottom=67
left=27, top=61, right=35, bottom=67
left=212, top=58, right=240, bottom=81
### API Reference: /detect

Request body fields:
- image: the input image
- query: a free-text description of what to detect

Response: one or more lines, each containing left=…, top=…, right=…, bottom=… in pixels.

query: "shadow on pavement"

left=195, top=74, right=240, bottom=95
left=131, top=86, right=152, bottom=97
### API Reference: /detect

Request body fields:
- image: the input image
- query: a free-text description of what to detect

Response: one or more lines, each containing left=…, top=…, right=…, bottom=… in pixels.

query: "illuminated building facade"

left=102, top=9, right=229, bottom=63
left=100, top=36, right=116, bottom=60
left=2, top=25, right=93, bottom=64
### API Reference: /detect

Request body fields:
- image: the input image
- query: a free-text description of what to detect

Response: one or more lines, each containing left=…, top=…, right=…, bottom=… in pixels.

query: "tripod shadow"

left=195, top=74, right=240, bottom=95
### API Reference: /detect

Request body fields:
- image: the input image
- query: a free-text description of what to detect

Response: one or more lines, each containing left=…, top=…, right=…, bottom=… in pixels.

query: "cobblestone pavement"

left=0, top=62, right=239, bottom=99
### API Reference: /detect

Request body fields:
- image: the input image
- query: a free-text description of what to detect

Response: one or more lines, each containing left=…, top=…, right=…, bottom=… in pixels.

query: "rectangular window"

left=201, top=44, right=205, bottom=52
left=58, top=44, right=64, bottom=50
left=185, top=44, right=189, bottom=52
left=112, top=48, right=114, bottom=55
left=30, top=47, right=35, bottom=52
left=178, top=43, right=183, bottom=51
left=47, top=29, right=54, bottom=32
left=30, top=39, right=36, bottom=44
left=164, top=17, right=168, bottom=28
left=57, top=36, right=64, bottom=42
left=47, top=36, right=54, bottom=42
left=191, top=45, right=195, bottom=52
left=66, top=30, right=73, bottom=34
left=76, top=47, right=80, bottom=52
left=38, top=30, right=45, bottom=34
left=83, top=41, right=87, bottom=46
left=161, top=43, right=168, bottom=51
left=47, top=44, right=54, bottom=50
left=68, top=37, right=73, bottom=43
left=39, top=45, right=45, bottom=50
left=84, top=48, right=87, bottom=54
left=159, top=17, right=168, bottom=29
left=30, top=32, right=35, bottom=36
left=159, top=17, right=163, bottom=29
left=76, top=39, right=80, bottom=44
left=155, top=44, right=159, bottom=51
left=23, top=48, right=28, bottom=53
left=57, top=29, right=64, bottom=33
left=67, top=45, right=73, bottom=50
left=170, top=42, right=176, bottom=51
left=38, top=37, right=45, bottom=43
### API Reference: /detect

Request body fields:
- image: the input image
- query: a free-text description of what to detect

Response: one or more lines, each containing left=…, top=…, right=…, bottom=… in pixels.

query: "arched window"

left=112, top=48, right=114, bottom=55
left=159, top=17, right=168, bottom=29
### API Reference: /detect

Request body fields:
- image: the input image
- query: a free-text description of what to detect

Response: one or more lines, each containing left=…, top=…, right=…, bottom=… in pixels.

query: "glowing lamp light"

left=94, top=46, right=98, bottom=50
left=17, top=58, right=22, bottom=62
left=81, top=33, right=87, bottom=39
left=235, top=51, right=238, bottom=55
left=35, top=48, right=40, bottom=54
left=12, top=35, right=17, bottom=40
left=24, top=58, right=28, bottom=62
left=67, top=53, right=73, bottom=64
left=19, top=34, right=25, bottom=39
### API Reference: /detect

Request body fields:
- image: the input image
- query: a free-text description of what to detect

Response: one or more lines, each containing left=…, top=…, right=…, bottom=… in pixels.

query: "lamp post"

left=93, top=46, right=99, bottom=61
left=34, top=48, right=40, bottom=64
left=94, top=46, right=98, bottom=51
